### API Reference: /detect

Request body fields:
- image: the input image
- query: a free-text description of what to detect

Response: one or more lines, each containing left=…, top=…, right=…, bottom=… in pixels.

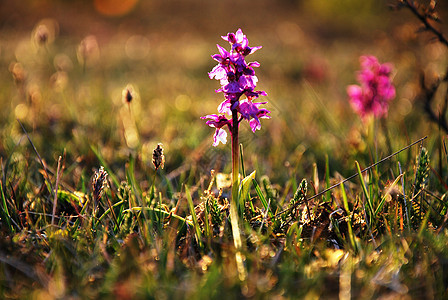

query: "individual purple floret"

left=203, top=28, right=270, bottom=146
left=201, top=114, right=231, bottom=146
left=347, top=55, right=396, bottom=120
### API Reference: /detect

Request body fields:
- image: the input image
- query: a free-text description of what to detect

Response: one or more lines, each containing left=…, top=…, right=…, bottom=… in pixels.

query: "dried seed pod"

left=152, top=143, right=165, bottom=171
left=92, top=166, right=108, bottom=203
left=122, top=84, right=135, bottom=104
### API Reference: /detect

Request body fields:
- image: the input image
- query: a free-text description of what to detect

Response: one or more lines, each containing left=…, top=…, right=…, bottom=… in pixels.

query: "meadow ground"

left=1, top=0, right=448, bottom=299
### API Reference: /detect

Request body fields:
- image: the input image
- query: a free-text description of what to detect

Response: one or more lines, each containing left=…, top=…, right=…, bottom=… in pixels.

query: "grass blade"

left=52, top=156, right=63, bottom=226
left=325, top=154, right=331, bottom=202
left=340, top=182, right=357, bottom=252
left=0, top=181, right=13, bottom=232
left=17, top=119, right=54, bottom=195
left=239, top=170, right=256, bottom=214
left=355, top=161, right=374, bottom=220
left=185, top=185, right=203, bottom=249
left=375, top=174, right=404, bottom=217
left=271, top=137, right=427, bottom=220
left=239, top=143, right=246, bottom=178
left=252, top=178, right=272, bottom=218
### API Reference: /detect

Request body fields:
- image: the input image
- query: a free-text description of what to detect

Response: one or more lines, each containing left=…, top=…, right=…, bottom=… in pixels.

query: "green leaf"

left=185, top=185, right=203, bottom=249
left=238, top=170, right=256, bottom=211
left=253, top=178, right=272, bottom=218
left=340, top=182, right=358, bottom=253
left=57, top=190, right=87, bottom=206
left=355, top=161, right=374, bottom=220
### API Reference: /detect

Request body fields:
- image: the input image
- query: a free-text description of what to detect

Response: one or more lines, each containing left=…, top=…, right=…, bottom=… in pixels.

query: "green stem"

left=230, top=107, right=247, bottom=282
left=231, top=109, right=239, bottom=211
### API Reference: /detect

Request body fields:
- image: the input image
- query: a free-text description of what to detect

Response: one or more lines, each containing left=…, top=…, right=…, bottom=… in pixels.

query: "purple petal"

left=247, top=46, right=262, bottom=55
left=202, top=114, right=231, bottom=128
left=249, top=118, right=261, bottom=132
left=379, top=63, right=392, bottom=75
left=235, top=29, right=245, bottom=43
left=213, top=128, right=227, bottom=146
left=248, top=61, right=260, bottom=68
left=257, top=108, right=271, bottom=119
left=347, top=85, right=362, bottom=100
left=209, top=64, right=227, bottom=80
left=218, top=100, right=232, bottom=114
left=360, top=55, right=379, bottom=69
left=217, top=44, right=229, bottom=58
left=223, top=81, right=243, bottom=94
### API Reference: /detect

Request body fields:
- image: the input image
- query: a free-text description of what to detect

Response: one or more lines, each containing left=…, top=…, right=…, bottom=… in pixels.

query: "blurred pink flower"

left=347, top=55, right=395, bottom=120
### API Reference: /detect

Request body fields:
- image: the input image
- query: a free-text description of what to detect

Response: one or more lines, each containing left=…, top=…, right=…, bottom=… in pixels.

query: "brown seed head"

left=152, top=143, right=165, bottom=171
left=92, top=166, right=108, bottom=202
left=122, top=84, right=135, bottom=104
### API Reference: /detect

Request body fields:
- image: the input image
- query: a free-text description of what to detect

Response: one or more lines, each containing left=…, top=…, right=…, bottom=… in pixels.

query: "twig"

left=399, top=0, right=448, bottom=46
left=397, top=0, right=448, bottom=132
left=420, top=72, right=448, bottom=133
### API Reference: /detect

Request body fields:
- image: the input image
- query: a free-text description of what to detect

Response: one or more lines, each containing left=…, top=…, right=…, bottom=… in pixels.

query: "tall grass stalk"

left=398, top=161, right=411, bottom=231
left=185, top=185, right=203, bottom=249
left=356, top=161, right=375, bottom=221
left=0, top=179, right=13, bottom=232
left=51, top=156, right=63, bottom=226
left=18, top=119, right=54, bottom=196
left=340, top=182, right=358, bottom=252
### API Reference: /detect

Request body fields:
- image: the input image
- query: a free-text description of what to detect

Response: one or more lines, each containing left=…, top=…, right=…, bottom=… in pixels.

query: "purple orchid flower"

left=203, top=28, right=270, bottom=146
left=347, top=55, right=396, bottom=120
left=201, top=114, right=232, bottom=146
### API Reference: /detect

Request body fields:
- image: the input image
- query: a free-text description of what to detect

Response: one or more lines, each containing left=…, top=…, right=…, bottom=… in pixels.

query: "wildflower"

left=347, top=55, right=395, bottom=120
left=152, top=143, right=165, bottom=171
left=201, top=114, right=231, bottom=146
left=238, top=99, right=271, bottom=132
left=203, top=28, right=270, bottom=146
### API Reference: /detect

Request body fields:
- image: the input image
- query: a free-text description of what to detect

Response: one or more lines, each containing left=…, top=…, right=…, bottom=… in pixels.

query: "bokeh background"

left=1, top=0, right=447, bottom=191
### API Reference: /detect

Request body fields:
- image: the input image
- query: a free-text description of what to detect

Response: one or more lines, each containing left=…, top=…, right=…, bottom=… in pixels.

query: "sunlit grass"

left=1, top=1, right=448, bottom=299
